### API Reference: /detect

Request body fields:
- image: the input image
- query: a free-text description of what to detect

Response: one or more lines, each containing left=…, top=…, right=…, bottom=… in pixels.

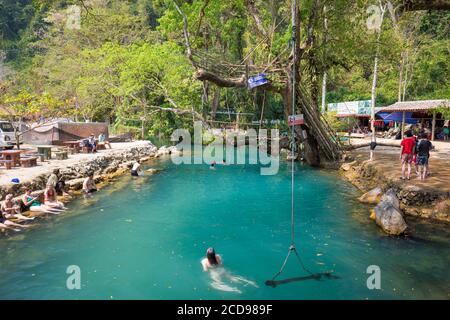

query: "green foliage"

left=1, top=0, right=449, bottom=140
left=323, top=111, right=357, bottom=133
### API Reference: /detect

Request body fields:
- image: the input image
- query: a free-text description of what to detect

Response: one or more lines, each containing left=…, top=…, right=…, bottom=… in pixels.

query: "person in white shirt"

left=131, top=160, right=142, bottom=177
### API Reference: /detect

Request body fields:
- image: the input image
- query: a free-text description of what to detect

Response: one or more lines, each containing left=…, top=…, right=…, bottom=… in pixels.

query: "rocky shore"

left=340, top=158, right=450, bottom=227
left=0, top=142, right=180, bottom=202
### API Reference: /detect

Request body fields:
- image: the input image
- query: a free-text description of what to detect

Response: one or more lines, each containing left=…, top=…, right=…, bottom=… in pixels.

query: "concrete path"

left=0, top=141, right=153, bottom=187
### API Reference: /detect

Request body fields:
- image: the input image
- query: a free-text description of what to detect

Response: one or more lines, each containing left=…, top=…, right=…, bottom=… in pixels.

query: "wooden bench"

left=54, top=151, right=68, bottom=160
left=97, top=143, right=106, bottom=150
left=25, top=152, right=45, bottom=162
left=0, top=159, right=13, bottom=170
left=20, top=157, right=38, bottom=168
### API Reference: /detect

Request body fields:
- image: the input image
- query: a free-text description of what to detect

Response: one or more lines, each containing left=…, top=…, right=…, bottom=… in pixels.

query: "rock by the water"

left=359, top=187, right=383, bottom=204
left=380, top=189, right=400, bottom=211
left=374, top=201, right=407, bottom=235
left=146, top=168, right=161, bottom=175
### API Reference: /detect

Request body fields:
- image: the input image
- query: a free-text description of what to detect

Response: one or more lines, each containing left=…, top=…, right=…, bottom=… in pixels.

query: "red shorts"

left=401, top=153, right=413, bottom=164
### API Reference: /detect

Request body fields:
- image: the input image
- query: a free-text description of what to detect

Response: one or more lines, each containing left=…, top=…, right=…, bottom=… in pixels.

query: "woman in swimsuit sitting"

left=1, top=194, right=35, bottom=221
left=21, top=189, right=62, bottom=215
left=44, top=184, right=67, bottom=210
left=201, top=247, right=223, bottom=271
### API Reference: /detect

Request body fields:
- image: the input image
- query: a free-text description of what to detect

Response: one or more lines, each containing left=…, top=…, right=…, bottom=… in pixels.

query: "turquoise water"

left=0, top=157, right=449, bottom=299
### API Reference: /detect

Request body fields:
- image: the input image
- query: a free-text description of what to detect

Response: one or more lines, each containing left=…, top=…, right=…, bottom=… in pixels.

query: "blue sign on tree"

left=248, top=74, right=268, bottom=89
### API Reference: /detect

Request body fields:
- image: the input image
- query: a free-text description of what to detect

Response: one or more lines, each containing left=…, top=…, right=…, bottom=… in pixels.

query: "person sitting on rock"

left=88, top=133, right=97, bottom=153
left=83, top=172, right=97, bottom=195
left=98, top=132, right=112, bottom=149
left=44, top=184, right=67, bottom=210
left=1, top=194, right=35, bottom=221
left=21, top=189, right=61, bottom=215
left=47, top=169, right=68, bottom=196
left=0, top=211, right=28, bottom=232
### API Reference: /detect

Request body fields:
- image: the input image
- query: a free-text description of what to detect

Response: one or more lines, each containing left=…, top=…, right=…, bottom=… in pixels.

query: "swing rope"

left=266, top=0, right=320, bottom=287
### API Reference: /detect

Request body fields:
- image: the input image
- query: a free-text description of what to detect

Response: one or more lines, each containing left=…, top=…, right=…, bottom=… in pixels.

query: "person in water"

left=131, top=160, right=142, bottom=176
left=210, top=161, right=216, bottom=170
left=201, top=247, right=223, bottom=271
left=83, top=172, right=97, bottom=195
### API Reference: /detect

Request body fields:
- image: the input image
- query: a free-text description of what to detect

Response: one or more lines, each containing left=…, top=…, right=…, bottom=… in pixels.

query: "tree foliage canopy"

left=0, top=0, right=448, bottom=138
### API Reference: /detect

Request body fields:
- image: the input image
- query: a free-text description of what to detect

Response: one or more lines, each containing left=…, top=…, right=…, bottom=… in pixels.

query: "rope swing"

left=265, top=0, right=336, bottom=288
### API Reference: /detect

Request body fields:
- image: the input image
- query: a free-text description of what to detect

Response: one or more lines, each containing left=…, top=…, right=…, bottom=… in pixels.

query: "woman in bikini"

left=21, top=189, right=62, bottom=215
left=44, top=184, right=67, bottom=210
left=1, top=194, right=35, bottom=221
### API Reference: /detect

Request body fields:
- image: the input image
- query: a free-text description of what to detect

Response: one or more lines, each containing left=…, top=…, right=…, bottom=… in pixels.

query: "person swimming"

left=201, top=247, right=222, bottom=271
left=210, top=161, right=217, bottom=170
left=201, top=248, right=258, bottom=293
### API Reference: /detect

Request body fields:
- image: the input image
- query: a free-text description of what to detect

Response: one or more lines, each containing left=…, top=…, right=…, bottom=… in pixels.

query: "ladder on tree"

left=298, top=84, right=342, bottom=161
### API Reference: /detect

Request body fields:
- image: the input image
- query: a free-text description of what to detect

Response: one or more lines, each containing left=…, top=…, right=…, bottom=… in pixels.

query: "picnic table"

left=0, top=150, right=22, bottom=167
left=63, top=141, right=81, bottom=154
left=36, top=145, right=53, bottom=160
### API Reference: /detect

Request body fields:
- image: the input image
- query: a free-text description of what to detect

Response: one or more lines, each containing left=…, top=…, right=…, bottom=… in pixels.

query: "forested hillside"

left=0, top=0, right=448, bottom=139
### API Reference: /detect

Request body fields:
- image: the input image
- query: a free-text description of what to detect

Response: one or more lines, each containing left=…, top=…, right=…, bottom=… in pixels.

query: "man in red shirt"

left=400, top=130, right=416, bottom=180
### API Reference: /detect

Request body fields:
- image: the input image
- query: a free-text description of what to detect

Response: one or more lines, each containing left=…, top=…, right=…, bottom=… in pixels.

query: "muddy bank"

left=340, top=159, right=450, bottom=222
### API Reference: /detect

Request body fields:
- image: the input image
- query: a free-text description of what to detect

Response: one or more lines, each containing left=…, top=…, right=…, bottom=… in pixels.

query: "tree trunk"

left=211, top=87, right=221, bottom=121
left=398, top=52, right=405, bottom=102
left=321, top=72, right=327, bottom=113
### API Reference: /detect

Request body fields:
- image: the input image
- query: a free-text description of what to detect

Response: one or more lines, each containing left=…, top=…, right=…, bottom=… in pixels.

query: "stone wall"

left=0, top=143, right=158, bottom=199
left=340, top=160, right=450, bottom=222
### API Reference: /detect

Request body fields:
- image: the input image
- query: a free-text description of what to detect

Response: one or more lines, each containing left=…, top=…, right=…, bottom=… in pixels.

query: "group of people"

left=0, top=169, right=69, bottom=232
left=81, top=132, right=111, bottom=153
left=400, top=130, right=433, bottom=180
left=0, top=168, right=102, bottom=232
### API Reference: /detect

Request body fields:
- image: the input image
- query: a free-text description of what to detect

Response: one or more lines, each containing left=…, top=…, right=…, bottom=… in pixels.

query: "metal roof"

left=379, top=100, right=449, bottom=112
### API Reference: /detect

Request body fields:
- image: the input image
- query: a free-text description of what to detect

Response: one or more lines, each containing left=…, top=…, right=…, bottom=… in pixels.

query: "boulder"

left=341, top=163, right=352, bottom=171
left=374, top=200, right=407, bottom=235
left=66, top=178, right=85, bottom=190
left=380, top=189, right=400, bottom=211
left=359, top=187, right=383, bottom=204
left=146, top=168, right=161, bottom=175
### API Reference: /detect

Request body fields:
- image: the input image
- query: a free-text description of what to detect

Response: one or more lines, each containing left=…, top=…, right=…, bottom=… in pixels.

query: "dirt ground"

left=349, top=138, right=450, bottom=193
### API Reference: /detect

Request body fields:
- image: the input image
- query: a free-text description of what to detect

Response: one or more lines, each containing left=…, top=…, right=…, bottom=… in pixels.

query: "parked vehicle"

left=0, top=121, right=22, bottom=149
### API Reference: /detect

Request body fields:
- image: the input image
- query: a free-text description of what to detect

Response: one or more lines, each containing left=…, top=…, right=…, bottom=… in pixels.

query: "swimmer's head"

left=206, top=247, right=218, bottom=265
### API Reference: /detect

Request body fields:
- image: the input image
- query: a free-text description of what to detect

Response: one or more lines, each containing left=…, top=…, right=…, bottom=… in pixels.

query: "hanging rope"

left=265, top=0, right=336, bottom=288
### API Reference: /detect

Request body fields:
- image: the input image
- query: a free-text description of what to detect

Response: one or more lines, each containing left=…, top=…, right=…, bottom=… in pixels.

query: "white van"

left=0, top=121, right=22, bottom=149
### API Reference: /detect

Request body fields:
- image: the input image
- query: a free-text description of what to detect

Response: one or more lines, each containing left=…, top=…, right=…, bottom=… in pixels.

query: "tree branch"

left=195, top=69, right=247, bottom=88
left=173, top=0, right=197, bottom=68
left=245, top=0, right=269, bottom=39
